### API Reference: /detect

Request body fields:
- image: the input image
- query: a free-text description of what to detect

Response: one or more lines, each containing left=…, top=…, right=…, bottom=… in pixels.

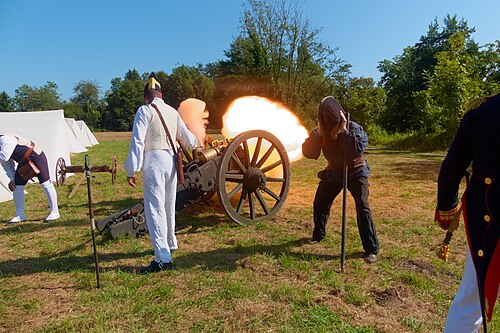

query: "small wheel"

left=55, top=157, right=66, bottom=186
left=111, top=157, right=117, bottom=185
left=216, top=130, right=291, bottom=226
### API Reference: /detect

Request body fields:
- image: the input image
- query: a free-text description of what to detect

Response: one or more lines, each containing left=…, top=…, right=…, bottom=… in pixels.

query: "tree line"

left=1, top=0, right=499, bottom=148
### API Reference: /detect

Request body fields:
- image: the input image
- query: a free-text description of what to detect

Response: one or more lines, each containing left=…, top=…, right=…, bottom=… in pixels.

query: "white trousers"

left=142, top=150, right=177, bottom=264
left=41, top=180, right=59, bottom=214
left=12, top=180, right=58, bottom=219
left=444, top=249, right=483, bottom=333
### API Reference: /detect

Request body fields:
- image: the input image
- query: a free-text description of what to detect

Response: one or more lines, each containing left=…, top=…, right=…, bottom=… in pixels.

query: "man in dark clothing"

left=302, top=96, right=379, bottom=263
left=435, top=92, right=500, bottom=332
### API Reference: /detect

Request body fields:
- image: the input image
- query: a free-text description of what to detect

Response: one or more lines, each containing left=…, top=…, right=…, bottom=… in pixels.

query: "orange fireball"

left=222, top=96, right=308, bottom=162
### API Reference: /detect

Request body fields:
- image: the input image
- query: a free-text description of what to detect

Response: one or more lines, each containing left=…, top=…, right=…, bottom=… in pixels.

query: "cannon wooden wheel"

left=216, top=130, right=291, bottom=226
left=55, top=157, right=67, bottom=186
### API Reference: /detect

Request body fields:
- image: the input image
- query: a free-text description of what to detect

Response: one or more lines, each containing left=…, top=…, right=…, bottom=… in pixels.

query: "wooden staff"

left=340, top=112, right=350, bottom=273
left=85, top=155, right=100, bottom=288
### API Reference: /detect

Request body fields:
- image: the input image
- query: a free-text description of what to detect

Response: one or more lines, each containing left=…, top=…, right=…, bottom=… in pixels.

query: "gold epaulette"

left=465, top=91, right=500, bottom=113
left=465, top=97, right=486, bottom=112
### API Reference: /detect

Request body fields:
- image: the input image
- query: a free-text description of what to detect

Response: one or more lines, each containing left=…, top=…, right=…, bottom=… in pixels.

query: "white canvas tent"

left=65, top=118, right=99, bottom=147
left=0, top=110, right=87, bottom=202
left=63, top=119, right=88, bottom=154
left=76, top=120, right=99, bottom=146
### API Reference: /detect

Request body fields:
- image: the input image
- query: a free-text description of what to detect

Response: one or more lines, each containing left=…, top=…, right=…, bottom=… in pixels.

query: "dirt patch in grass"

left=94, top=131, right=131, bottom=141
left=398, top=259, right=436, bottom=275
left=371, top=287, right=408, bottom=307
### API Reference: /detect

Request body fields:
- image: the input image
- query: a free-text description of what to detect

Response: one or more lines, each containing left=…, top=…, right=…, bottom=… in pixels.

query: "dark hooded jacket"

left=302, top=96, right=369, bottom=183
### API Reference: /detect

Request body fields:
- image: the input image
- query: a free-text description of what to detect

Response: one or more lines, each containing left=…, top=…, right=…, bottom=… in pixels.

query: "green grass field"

left=0, top=133, right=498, bottom=332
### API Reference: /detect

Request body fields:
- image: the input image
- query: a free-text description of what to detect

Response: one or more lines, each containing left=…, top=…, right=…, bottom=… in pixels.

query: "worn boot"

left=139, top=260, right=173, bottom=274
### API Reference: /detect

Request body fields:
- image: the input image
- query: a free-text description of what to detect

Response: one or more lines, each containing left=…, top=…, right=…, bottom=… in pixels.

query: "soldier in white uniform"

left=0, top=133, right=60, bottom=224
left=125, top=73, right=198, bottom=273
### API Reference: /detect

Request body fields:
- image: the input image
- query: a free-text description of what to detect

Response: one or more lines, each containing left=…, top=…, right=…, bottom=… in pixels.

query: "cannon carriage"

left=96, top=129, right=292, bottom=238
left=178, top=129, right=291, bottom=225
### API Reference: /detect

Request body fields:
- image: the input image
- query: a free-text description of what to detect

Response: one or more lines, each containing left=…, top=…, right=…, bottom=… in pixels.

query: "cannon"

left=55, top=157, right=117, bottom=186
left=96, top=129, right=291, bottom=238
left=55, top=157, right=118, bottom=198
left=178, top=129, right=291, bottom=225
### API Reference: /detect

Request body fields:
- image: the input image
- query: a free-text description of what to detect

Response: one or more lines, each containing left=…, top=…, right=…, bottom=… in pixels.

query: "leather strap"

left=150, top=103, right=178, bottom=154
left=22, top=141, right=35, bottom=161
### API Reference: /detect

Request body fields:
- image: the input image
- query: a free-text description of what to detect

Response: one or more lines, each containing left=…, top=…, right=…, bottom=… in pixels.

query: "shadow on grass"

left=176, top=212, right=234, bottom=234
left=0, top=239, right=151, bottom=278
left=59, top=197, right=142, bottom=216
left=171, top=237, right=365, bottom=272
left=0, top=233, right=365, bottom=278
left=0, top=197, right=144, bottom=235
left=385, top=159, right=441, bottom=181
left=0, top=218, right=91, bottom=235
left=0, top=198, right=366, bottom=277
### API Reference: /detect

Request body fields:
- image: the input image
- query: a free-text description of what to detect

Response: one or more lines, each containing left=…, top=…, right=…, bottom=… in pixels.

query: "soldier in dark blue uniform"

left=435, top=92, right=500, bottom=332
left=302, top=96, right=379, bottom=263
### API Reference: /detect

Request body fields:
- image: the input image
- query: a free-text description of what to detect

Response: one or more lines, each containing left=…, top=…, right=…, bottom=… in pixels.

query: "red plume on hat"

left=145, top=72, right=161, bottom=93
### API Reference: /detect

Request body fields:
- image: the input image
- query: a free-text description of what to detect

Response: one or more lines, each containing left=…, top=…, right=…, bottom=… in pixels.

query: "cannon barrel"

left=190, top=138, right=233, bottom=165
left=195, top=146, right=223, bottom=165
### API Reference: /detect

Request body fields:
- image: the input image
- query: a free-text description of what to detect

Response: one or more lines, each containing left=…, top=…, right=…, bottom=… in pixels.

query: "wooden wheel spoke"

left=231, top=153, right=247, bottom=173
left=225, top=173, right=244, bottom=183
left=260, top=160, right=283, bottom=174
left=248, top=192, right=255, bottom=220
left=256, top=145, right=275, bottom=168
left=236, top=188, right=248, bottom=214
left=242, top=140, right=251, bottom=168
left=228, top=183, right=243, bottom=199
left=266, top=177, right=285, bottom=183
left=255, top=190, right=269, bottom=215
left=261, top=185, right=281, bottom=201
left=250, top=137, right=262, bottom=167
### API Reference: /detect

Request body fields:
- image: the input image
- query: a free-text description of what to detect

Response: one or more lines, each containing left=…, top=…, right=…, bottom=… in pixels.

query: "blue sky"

left=1, top=0, right=499, bottom=101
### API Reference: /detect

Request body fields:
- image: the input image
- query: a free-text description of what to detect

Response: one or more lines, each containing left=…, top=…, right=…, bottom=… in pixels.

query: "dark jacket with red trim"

left=437, top=92, right=500, bottom=322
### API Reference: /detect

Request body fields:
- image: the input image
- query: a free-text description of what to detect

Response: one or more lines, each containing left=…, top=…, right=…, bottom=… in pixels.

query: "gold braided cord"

left=436, top=203, right=461, bottom=223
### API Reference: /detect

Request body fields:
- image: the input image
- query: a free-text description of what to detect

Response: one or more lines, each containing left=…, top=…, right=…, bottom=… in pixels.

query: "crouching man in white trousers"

left=125, top=73, right=198, bottom=274
left=0, top=133, right=60, bottom=224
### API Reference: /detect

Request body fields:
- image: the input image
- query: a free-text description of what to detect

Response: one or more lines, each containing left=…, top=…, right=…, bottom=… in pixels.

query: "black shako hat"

left=144, top=72, right=161, bottom=93
left=318, top=96, right=345, bottom=135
